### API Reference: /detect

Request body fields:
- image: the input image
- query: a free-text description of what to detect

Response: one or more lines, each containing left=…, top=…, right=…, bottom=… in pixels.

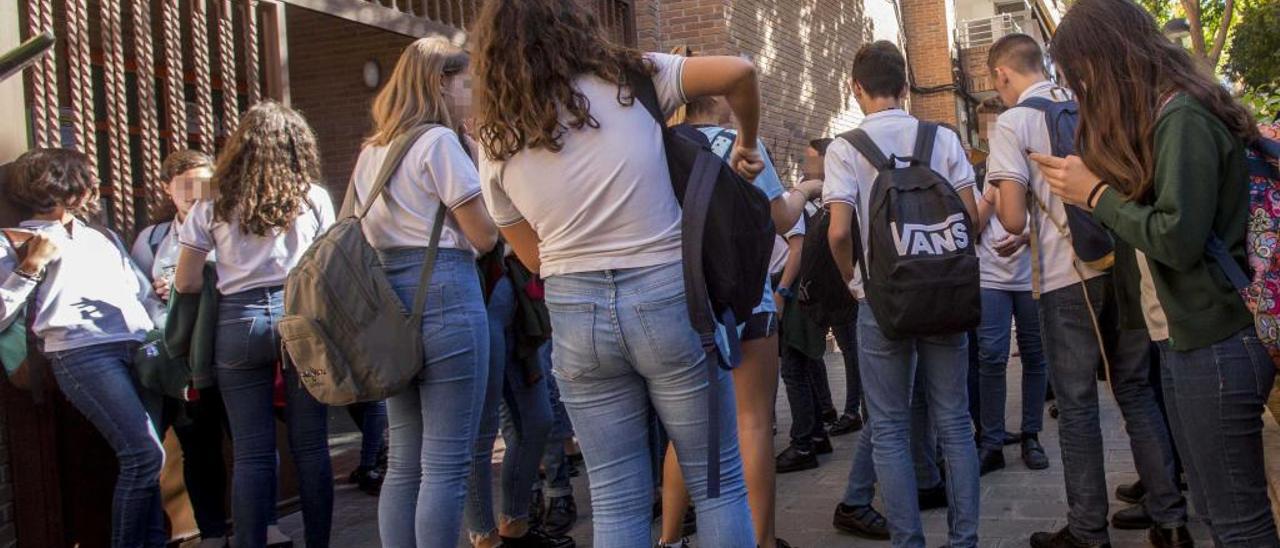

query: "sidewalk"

left=276, top=348, right=1279, bottom=547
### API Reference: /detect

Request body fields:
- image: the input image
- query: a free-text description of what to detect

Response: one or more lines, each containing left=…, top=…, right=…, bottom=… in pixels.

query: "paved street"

left=280, top=345, right=1280, bottom=547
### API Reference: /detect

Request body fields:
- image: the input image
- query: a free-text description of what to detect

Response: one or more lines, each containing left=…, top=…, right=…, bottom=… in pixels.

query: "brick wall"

left=899, top=0, right=961, bottom=127
left=0, top=411, right=12, bottom=548
left=635, top=0, right=902, bottom=182
left=286, top=6, right=414, bottom=196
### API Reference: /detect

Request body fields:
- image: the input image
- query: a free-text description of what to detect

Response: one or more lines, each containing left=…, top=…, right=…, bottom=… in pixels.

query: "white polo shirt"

left=821, top=109, right=977, bottom=296
left=985, top=81, right=1106, bottom=294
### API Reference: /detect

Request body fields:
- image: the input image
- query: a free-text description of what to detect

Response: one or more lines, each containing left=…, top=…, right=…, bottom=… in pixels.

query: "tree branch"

left=1181, top=0, right=1208, bottom=59
left=1208, top=0, right=1235, bottom=66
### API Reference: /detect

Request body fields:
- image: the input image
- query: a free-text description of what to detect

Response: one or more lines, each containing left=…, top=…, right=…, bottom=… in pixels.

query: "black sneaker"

left=1149, top=525, right=1195, bottom=548
left=828, top=413, right=864, bottom=436
left=681, top=506, right=697, bottom=537
left=654, top=538, right=690, bottom=548
left=813, top=435, right=834, bottom=455
left=918, top=481, right=948, bottom=511
left=774, top=538, right=794, bottom=548
left=775, top=445, right=820, bottom=474
left=1030, top=526, right=1111, bottom=548
left=1111, top=503, right=1154, bottom=530
left=348, top=466, right=384, bottom=496
left=979, top=448, right=1006, bottom=476
left=1022, top=435, right=1049, bottom=470
left=500, top=527, right=576, bottom=548
left=821, top=408, right=839, bottom=424
left=833, top=503, right=891, bottom=540
left=1115, top=480, right=1145, bottom=504
left=543, top=495, right=578, bottom=537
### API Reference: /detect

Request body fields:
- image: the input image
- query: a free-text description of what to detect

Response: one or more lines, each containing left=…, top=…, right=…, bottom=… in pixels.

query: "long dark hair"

left=1050, top=0, right=1258, bottom=200
left=471, top=0, right=653, bottom=161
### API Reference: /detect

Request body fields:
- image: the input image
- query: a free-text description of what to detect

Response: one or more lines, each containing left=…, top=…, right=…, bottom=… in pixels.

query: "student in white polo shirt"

left=174, top=102, right=337, bottom=548
left=823, top=40, right=982, bottom=548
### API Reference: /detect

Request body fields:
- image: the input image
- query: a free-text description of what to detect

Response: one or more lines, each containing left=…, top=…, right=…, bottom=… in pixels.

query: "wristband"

left=1086, top=181, right=1109, bottom=208
left=14, top=265, right=43, bottom=282
left=776, top=286, right=795, bottom=300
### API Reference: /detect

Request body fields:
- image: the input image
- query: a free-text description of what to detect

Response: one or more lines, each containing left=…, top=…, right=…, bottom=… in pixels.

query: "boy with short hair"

left=824, top=40, right=981, bottom=547
left=985, top=33, right=1189, bottom=548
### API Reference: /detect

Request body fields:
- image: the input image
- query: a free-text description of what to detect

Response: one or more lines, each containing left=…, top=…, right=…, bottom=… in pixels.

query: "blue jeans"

left=857, top=303, right=979, bottom=548
left=977, top=289, right=1048, bottom=450
left=544, top=261, right=754, bottom=548
left=215, top=288, right=332, bottom=548
left=831, top=321, right=862, bottom=417
left=1039, top=276, right=1185, bottom=542
left=347, top=401, right=388, bottom=470
left=49, top=341, right=166, bottom=548
left=1158, top=330, right=1280, bottom=547
left=779, top=343, right=828, bottom=450
left=377, top=248, right=489, bottom=547
left=467, top=276, right=554, bottom=536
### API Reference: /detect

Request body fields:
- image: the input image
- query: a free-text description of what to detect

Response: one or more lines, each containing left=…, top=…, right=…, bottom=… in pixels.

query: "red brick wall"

left=900, top=0, right=960, bottom=127
left=286, top=6, right=414, bottom=197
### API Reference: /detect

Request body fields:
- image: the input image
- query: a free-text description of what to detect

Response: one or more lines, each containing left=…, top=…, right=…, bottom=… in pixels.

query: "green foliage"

left=1241, top=85, right=1280, bottom=123
left=1225, top=0, right=1280, bottom=91
left=1140, top=0, right=1176, bottom=24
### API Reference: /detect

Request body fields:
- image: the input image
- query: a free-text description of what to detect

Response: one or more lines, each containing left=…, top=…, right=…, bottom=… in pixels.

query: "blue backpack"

left=1019, top=96, right=1115, bottom=272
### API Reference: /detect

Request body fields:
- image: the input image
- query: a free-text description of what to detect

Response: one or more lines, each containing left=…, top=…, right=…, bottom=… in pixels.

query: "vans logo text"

left=890, top=213, right=970, bottom=256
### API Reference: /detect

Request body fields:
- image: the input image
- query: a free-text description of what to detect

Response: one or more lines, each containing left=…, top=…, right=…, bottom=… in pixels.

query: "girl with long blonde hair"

left=350, top=35, right=499, bottom=547
left=173, top=101, right=337, bottom=548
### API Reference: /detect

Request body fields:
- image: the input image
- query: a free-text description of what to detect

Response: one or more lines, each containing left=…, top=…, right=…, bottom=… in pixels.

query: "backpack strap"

left=346, top=124, right=441, bottom=220
left=839, top=129, right=893, bottom=172
left=410, top=202, right=448, bottom=318
left=912, top=122, right=939, bottom=167
left=148, top=221, right=172, bottom=256
left=1206, top=234, right=1250, bottom=290
left=628, top=70, right=666, bottom=127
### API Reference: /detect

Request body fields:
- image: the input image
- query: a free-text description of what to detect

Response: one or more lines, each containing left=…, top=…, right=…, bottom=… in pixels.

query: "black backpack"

left=1017, top=97, right=1114, bottom=271
left=839, top=122, right=981, bottom=340
left=796, top=206, right=859, bottom=328
left=630, top=71, right=775, bottom=497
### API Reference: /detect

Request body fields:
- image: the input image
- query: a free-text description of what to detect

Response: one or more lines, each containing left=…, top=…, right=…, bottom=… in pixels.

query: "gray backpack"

left=281, top=124, right=445, bottom=405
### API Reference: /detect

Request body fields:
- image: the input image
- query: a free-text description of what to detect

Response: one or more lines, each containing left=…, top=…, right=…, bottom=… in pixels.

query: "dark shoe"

left=500, top=526, right=576, bottom=548
left=828, top=413, right=864, bottom=436
left=682, top=506, right=697, bottom=537
left=655, top=539, right=690, bottom=548
left=1030, top=526, right=1111, bottom=548
left=822, top=408, right=839, bottom=424
left=1149, top=525, right=1195, bottom=548
left=979, top=448, right=1006, bottom=476
left=776, top=445, right=820, bottom=474
left=918, top=481, right=948, bottom=511
left=1003, top=431, right=1021, bottom=446
left=1021, top=435, right=1049, bottom=470
left=833, top=503, right=891, bottom=540
left=813, top=435, right=834, bottom=455
left=543, top=495, right=578, bottom=537
left=529, top=488, right=546, bottom=529
left=348, top=466, right=384, bottom=496
left=774, top=538, right=793, bottom=548
left=1111, top=503, right=1154, bottom=530
left=1115, top=480, right=1146, bottom=504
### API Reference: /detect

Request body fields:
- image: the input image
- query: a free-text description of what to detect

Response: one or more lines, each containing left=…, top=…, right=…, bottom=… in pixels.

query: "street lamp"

left=1163, top=18, right=1192, bottom=48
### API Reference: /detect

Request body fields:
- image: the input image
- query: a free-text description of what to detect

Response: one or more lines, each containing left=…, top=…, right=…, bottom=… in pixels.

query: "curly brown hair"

left=212, top=102, right=322, bottom=236
left=472, top=0, right=654, bottom=161
left=6, top=148, right=100, bottom=218
left=1051, top=0, right=1259, bottom=201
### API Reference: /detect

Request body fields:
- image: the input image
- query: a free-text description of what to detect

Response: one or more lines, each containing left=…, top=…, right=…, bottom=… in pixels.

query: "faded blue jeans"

left=377, top=248, right=489, bottom=547
left=466, top=276, right=554, bottom=538
left=1039, top=276, right=1185, bottom=543
left=1158, top=329, right=1280, bottom=547
left=544, top=261, right=754, bottom=548
left=857, top=303, right=979, bottom=548
left=215, top=288, right=333, bottom=548
left=977, top=288, right=1048, bottom=450
left=49, top=341, right=167, bottom=548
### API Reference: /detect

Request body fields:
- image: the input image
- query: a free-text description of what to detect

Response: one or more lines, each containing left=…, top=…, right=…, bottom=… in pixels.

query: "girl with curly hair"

left=174, top=101, right=336, bottom=548
left=1034, top=0, right=1276, bottom=545
left=0, top=148, right=166, bottom=548
left=472, top=1, right=768, bottom=546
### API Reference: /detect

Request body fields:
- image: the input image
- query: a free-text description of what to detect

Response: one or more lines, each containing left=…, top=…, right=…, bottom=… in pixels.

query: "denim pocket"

left=636, top=293, right=703, bottom=367
left=215, top=317, right=256, bottom=370
left=1238, top=334, right=1274, bottom=398
left=420, top=284, right=448, bottom=338
left=545, top=302, right=600, bottom=380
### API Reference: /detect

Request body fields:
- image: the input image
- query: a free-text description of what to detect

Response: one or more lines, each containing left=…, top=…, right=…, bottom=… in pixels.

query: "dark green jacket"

left=1091, top=94, right=1252, bottom=351
left=164, top=264, right=219, bottom=389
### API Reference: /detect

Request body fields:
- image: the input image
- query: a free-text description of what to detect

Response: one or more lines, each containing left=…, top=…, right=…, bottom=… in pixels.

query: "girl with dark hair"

left=1036, top=0, right=1278, bottom=545
left=471, top=1, right=764, bottom=545
left=173, top=102, right=336, bottom=548
left=0, top=148, right=166, bottom=547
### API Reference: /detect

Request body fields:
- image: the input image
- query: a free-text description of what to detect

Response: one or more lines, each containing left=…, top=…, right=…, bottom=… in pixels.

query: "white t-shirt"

left=179, top=184, right=336, bottom=294
left=479, top=53, right=688, bottom=277
left=977, top=215, right=1032, bottom=291
left=1135, top=249, right=1170, bottom=342
left=821, top=109, right=977, bottom=297
left=986, top=81, right=1106, bottom=295
left=351, top=126, right=482, bottom=252
left=770, top=200, right=811, bottom=275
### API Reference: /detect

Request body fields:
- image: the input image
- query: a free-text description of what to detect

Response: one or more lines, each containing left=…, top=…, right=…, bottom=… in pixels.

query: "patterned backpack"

left=1209, top=122, right=1280, bottom=368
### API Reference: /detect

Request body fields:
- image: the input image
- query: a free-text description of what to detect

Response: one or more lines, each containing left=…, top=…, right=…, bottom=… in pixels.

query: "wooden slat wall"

left=19, top=0, right=268, bottom=239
